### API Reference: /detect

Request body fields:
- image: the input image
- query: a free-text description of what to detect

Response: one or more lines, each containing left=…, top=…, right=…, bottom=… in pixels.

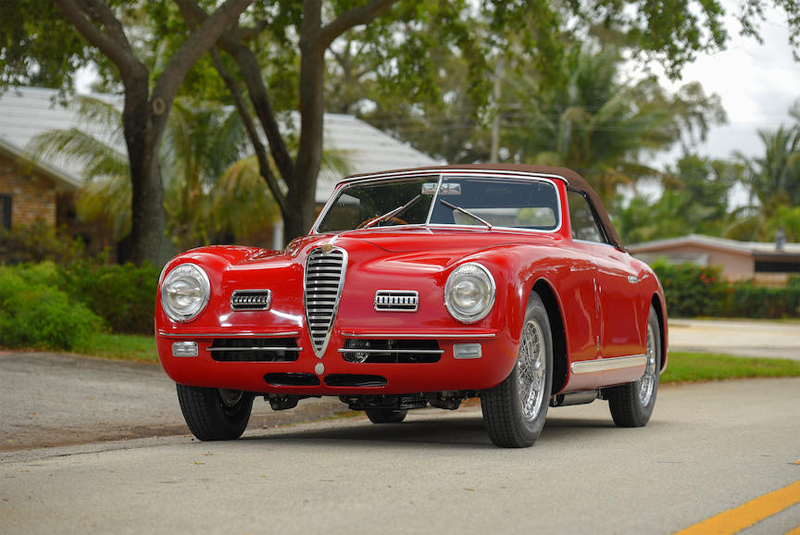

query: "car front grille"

left=209, top=338, right=300, bottom=362
left=304, top=247, right=347, bottom=357
left=339, top=339, right=443, bottom=363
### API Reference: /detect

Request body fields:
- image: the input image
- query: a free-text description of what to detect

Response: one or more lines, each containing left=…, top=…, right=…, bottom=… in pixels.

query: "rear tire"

left=481, top=292, right=553, bottom=448
left=606, top=305, right=661, bottom=427
left=176, top=384, right=254, bottom=441
left=365, top=409, right=408, bottom=424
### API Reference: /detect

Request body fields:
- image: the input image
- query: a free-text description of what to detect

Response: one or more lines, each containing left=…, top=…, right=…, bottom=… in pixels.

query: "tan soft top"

left=345, top=164, right=625, bottom=250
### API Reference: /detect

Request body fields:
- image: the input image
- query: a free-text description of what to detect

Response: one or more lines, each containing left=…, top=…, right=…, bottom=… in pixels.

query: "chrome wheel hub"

left=517, top=319, right=546, bottom=422
left=638, top=324, right=657, bottom=406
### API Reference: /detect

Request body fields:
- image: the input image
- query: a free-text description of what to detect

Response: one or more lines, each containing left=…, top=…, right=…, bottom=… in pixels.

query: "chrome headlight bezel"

left=444, top=262, right=496, bottom=324
left=160, top=263, right=211, bottom=323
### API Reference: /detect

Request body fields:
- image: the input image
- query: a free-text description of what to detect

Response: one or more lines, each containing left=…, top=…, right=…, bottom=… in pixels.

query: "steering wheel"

left=357, top=216, right=408, bottom=229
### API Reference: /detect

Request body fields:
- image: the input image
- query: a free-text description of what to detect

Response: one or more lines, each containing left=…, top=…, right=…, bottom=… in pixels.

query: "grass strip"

left=662, top=351, right=800, bottom=383
left=74, top=332, right=158, bottom=364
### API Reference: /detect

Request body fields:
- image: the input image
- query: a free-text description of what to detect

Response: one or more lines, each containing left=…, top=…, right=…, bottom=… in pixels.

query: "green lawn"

left=661, top=351, right=800, bottom=383
left=71, top=333, right=800, bottom=384
left=74, top=333, right=158, bottom=364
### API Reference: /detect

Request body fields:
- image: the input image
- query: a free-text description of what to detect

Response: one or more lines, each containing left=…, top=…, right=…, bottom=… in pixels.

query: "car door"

left=566, top=190, right=645, bottom=359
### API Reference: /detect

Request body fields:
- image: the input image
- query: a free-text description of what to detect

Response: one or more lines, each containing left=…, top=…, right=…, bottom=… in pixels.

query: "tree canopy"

left=3, top=0, right=800, bottom=260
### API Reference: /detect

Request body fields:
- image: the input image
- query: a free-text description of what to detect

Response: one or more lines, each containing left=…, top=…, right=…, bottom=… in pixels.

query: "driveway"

left=669, top=319, right=800, bottom=360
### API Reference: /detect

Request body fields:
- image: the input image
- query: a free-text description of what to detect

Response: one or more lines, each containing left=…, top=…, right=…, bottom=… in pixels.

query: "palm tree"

left=727, top=115, right=800, bottom=241
left=27, top=95, right=351, bottom=250
left=504, top=46, right=726, bottom=204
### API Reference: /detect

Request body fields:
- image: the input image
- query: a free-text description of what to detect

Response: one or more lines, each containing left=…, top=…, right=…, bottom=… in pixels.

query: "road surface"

left=2, top=377, right=799, bottom=534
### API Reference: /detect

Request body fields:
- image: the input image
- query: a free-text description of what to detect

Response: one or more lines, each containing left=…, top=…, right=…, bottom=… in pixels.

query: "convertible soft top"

left=344, top=164, right=626, bottom=251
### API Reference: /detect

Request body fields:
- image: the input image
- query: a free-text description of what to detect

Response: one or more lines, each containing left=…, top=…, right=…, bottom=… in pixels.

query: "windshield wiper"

left=439, top=199, right=493, bottom=230
left=361, top=195, right=421, bottom=229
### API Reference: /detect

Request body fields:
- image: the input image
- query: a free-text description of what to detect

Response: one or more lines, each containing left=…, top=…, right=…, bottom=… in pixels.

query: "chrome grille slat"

left=304, top=247, right=347, bottom=357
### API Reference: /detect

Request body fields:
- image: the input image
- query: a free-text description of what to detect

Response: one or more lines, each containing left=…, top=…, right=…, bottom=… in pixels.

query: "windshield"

left=315, top=174, right=560, bottom=233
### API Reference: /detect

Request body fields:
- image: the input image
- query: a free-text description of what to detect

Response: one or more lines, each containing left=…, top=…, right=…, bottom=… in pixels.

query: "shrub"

left=0, top=222, right=85, bottom=265
left=651, top=259, right=728, bottom=317
left=0, top=268, right=103, bottom=350
left=726, top=281, right=800, bottom=319
left=58, top=260, right=160, bottom=334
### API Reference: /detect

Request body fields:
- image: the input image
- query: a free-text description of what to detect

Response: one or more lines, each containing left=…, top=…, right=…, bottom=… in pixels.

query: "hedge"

left=652, top=260, right=800, bottom=319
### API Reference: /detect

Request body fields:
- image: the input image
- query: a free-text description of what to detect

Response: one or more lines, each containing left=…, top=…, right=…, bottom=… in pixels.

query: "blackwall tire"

left=365, top=409, right=408, bottom=424
left=176, top=384, right=254, bottom=441
left=481, top=292, right=553, bottom=448
left=606, top=305, right=661, bottom=427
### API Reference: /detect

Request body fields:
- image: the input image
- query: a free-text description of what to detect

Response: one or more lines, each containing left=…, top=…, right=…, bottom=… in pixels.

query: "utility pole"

left=490, top=58, right=503, bottom=163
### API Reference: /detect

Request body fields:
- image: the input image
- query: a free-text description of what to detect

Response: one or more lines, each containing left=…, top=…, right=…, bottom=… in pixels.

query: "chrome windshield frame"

left=311, top=168, right=567, bottom=235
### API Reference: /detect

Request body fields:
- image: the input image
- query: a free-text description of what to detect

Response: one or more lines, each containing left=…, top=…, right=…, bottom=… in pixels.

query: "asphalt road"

left=0, top=352, right=348, bottom=451
left=2, top=377, right=799, bottom=534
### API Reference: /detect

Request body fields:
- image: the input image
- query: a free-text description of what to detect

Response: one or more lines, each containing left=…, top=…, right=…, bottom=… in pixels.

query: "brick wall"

left=0, top=153, right=58, bottom=227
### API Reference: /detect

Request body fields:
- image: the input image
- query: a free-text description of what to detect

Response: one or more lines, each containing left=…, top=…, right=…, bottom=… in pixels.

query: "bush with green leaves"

left=0, top=265, right=103, bottom=350
left=726, top=281, right=800, bottom=319
left=58, top=260, right=160, bottom=334
left=651, top=259, right=728, bottom=317
left=0, top=222, right=85, bottom=265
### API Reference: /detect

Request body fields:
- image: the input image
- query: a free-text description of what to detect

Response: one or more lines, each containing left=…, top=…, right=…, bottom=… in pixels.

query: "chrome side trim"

left=571, top=354, right=647, bottom=375
left=340, top=332, right=496, bottom=339
left=338, top=348, right=445, bottom=355
left=157, top=331, right=300, bottom=338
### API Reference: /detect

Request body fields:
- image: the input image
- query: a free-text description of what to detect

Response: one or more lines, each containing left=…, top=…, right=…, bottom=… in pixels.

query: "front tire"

left=176, top=384, right=254, bottom=441
left=606, top=305, right=661, bottom=427
left=365, top=409, right=408, bottom=424
left=481, top=292, right=553, bottom=448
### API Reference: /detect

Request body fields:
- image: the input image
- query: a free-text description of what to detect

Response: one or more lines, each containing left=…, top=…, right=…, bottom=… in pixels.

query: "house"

left=0, top=87, right=442, bottom=254
left=628, top=234, right=800, bottom=285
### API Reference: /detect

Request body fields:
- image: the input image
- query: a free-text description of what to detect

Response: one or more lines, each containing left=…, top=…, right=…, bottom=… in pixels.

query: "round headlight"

left=161, top=263, right=210, bottom=322
left=445, top=262, right=496, bottom=323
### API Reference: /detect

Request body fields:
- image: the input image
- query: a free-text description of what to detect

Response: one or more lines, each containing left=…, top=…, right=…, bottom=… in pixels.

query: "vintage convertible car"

left=156, top=164, right=667, bottom=448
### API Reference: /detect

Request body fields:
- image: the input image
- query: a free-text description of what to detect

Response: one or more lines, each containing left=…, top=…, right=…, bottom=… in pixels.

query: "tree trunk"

left=120, top=83, right=166, bottom=266
left=283, top=0, right=326, bottom=245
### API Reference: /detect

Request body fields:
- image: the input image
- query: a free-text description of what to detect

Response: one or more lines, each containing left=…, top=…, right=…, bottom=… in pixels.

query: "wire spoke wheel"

left=517, top=319, right=546, bottom=422
left=638, top=324, right=658, bottom=406
left=481, top=292, right=553, bottom=448
left=607, top=304, right=661, bottom=428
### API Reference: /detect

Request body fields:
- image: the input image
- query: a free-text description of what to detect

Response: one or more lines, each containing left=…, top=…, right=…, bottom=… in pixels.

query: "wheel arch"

left=532, top=278, right=568, bottom=394
left=650, top=292, right=668, bottom=371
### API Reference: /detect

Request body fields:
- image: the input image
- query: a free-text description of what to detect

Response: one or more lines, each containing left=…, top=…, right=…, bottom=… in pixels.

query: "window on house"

left=0, top=194, right=11, bottom=230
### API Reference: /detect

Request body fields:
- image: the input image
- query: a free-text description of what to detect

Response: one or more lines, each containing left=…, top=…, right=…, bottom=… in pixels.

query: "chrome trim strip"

left=340, top=332, right=496, bottom=339
left=157, top=331, right=300, bottom=338
left=338, top=348, right=444, bottom=355
left=570, top=354, right=647, bottom=375
left=208, top=347, right=302, bottom=352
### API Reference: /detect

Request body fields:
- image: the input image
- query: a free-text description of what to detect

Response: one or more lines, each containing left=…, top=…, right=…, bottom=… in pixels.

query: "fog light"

left=453, top=343, right=482, bottom=359
left=172, top=341, right=198, bottom=357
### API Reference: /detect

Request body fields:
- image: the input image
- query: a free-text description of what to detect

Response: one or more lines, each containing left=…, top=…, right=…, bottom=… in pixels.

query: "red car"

left=156, top=164, right=667, bottom=448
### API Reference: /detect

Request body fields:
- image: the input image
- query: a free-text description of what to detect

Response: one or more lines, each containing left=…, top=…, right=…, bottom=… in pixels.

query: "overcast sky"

left=653, top=2, right=800, bottom=165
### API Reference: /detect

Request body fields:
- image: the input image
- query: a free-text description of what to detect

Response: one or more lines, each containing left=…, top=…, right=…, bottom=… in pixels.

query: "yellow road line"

left=784, top=525, right=800, bottom=535
left=675, top=479, right=800, bottom=535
